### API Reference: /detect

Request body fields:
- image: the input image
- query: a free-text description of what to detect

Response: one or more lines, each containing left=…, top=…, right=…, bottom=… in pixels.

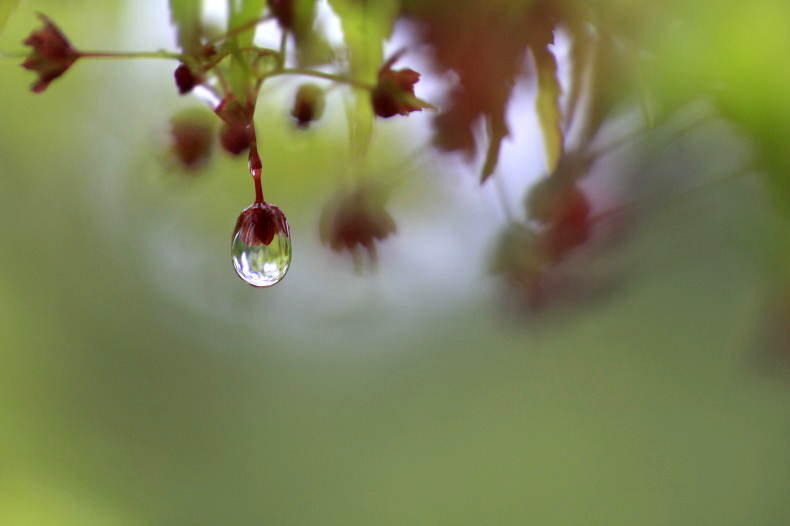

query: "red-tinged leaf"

left=0, top=0, right=20, bottom=34
left=532, top=43, right=564, bottom=174
left=399, top=2, right=532, bottom=160
left=169, top=0, right=204, bottom=54
left=480, top=112, right=509, bottom=184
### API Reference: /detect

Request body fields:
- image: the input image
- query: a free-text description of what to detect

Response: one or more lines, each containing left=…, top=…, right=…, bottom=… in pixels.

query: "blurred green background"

left=2, top=1, right=790, bottom=525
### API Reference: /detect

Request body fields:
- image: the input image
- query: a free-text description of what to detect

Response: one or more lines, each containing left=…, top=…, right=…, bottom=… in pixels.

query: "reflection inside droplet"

left=231, top=202, right=292, bottom=287
left=232, top=229, right=291, bottom=287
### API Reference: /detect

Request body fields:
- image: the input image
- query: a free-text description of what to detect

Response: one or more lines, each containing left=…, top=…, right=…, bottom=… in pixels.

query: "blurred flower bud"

left=219, top=123, right=252, bottom=155
left=320, top=184, right=396, bottom=263
left=169, top=110, right=215, bottom=170
left=215, top=98, right=254, bottom=156
left=526, top=178, right=592, bottom=262
left=174, top=63, right=200, bottom=95
left=21, top=14, right=80, bottom=93
left=291, top=83, right=325, bottom=128
left=490, top=222, right=548, bottom=308
left=234, top=202, right=290, bottom=246
left=268, top=0, right=295, bottom=31
left=371, top=63, right=431, bottom=118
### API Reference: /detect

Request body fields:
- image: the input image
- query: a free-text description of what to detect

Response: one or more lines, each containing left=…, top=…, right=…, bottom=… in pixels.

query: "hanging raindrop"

left=231, top=202, right=292, bottom=287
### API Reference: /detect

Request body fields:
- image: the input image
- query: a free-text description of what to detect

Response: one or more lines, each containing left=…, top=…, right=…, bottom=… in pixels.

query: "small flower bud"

left=174, top=63, right=200, bottom=95
left=320, top=184, right=396, bottom=263
left=215, top=98, right=254, bottom=156
left=268, top=0, right=295, bottom=31
left=291, top=83, right=325, bottom=128
left=234, top=202, right=290, bottom=247
left=371, top=62, right=432, bottom=118
left=21, top=14, right=80, bottom=93
left=169, top=110, right=214, bottom=169
left=526, top=178, right=592, bottom=262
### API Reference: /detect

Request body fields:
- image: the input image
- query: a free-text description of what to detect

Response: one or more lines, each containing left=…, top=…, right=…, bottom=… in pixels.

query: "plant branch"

left=207, top=15, right=274, bottom=46
left=78, top=50, right=184, bottom=60
left=266, top=68, right=374, bottom=90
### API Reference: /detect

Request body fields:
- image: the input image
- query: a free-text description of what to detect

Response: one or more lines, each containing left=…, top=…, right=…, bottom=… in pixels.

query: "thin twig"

left=206, top=15, right=274, bottom=46
left=267, top=68, right=374, bottom=90
left=79, top=50, right=184, bottom=60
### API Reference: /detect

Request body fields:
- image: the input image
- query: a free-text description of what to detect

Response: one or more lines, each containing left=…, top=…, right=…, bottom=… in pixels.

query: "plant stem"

left=278, top=29, right=288, bottom=67
left=248, top=121, right=264, bottom=204
left=79, top=50, right=184, bottom=60
left=494, top=173, right=516, bottom=222
left=0, top=50, right=28, bottom=59
left=207, top=15, right=274, bottom=46
left=267, top=68, right=374, bottom=90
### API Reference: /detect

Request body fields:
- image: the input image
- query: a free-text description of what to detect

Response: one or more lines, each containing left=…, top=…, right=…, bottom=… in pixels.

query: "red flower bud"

left=174, top=63, right=200, bottom=95
left=526, top=179, right=592, bottom=262
left=320, top=184, right=396, bottom=262
left=21, top=14, right=80, bottom=93
left=291, top=83, right=325, bottom=128
left=215, top=98, right=255, bottom=155
left=169, top=111, right=214, bottom=169
left=219, top=123, right=252, bottom=155
left=268, top=0, right=295, bottom=31
left=234, top=202, right=290, bottom=247
left=371, top=67, right=426, bottom=118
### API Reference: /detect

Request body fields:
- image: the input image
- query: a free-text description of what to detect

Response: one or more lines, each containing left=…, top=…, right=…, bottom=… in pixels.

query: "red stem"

left=249, top=132, right=264, bottom=204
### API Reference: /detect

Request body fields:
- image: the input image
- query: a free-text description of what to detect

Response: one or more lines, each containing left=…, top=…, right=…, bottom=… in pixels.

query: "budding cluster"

left=21, top=14, right=80, bottom=93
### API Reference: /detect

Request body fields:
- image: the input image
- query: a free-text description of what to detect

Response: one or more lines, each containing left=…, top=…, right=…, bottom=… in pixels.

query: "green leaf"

left=564, top=22, right=593, bottom=139
left=327, top=0, right=398, bottom=161
left=169, top=0, right=204, bottom=54
left=229, top=0, right=266, bottom=48
left=224, top=0, right=267, bottom=104
left=532, top=44, right=564, bottom=174
left=481, top=112, right=509, bottom=184
left=0, top=0, right=20, bottom=34
left=327, top=0, right=398, bottom=81
left=290, top=0, right=334, bottom=66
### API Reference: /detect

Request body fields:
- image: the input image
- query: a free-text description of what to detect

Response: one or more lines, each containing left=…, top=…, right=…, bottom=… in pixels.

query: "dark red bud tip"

left=220, top=123, right=252, bottom=155
left=291, top=83, right=325, bottom=128
left=21, top=13, right=79, bottom=93
left=319, top=185, right=397, bottom=260
left=170, top=116, right=214, bottom=169
left=235, top=202, right=290, bottom=246
left=268, top=0, right=295, bottom=30
left=371, top=67, right=426, bottom=118
left=174, top=64, right=199, bottom=95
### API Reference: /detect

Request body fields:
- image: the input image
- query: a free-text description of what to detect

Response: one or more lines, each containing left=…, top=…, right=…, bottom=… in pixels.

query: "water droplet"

left=231, top=202, right=292, bottom=287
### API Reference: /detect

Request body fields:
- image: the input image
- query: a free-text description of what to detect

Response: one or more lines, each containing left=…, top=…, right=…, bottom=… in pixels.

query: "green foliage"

left=0, top=0, right=18, bottom=34
left=328, top=0, right=398, bottom=161
left=532, top=42, right=563, bottom=174
left=229, top=0, right=267, bottom=48
left=169, top=0, right=203, bottom=54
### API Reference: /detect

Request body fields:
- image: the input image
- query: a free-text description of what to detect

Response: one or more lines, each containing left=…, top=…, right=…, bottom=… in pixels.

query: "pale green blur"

left=2, top=1, right=790, bottom=525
